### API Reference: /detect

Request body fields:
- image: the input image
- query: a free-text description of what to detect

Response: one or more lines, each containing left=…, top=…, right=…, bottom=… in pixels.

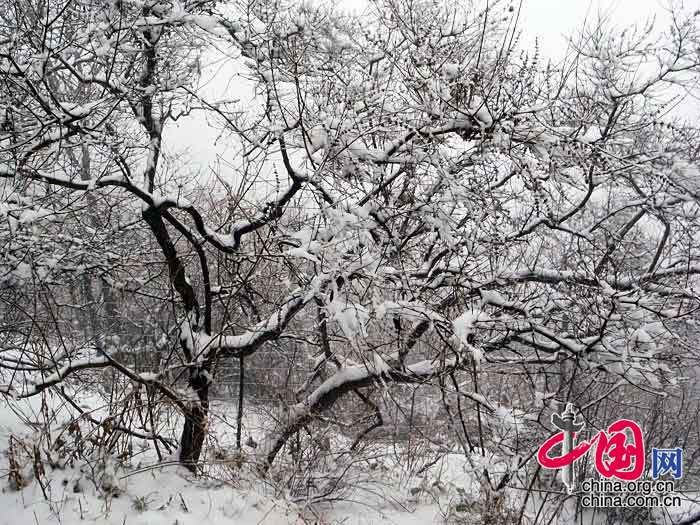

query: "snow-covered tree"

left=1, top=0, right=700, bottom=494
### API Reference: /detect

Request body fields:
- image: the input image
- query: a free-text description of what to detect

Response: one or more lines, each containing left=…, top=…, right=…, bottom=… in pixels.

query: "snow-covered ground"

left=0, top=391, right=480, bottom=524
left=0, top=391, right=697, bottom=524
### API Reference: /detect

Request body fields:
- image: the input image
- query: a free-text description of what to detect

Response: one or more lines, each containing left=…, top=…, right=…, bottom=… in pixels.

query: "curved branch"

left=258, top=353, right=488, bottom=470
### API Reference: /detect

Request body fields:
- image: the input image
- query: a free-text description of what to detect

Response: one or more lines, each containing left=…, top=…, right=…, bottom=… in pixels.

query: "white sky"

left=520, top=0, right=674, bottom=50
left=165, top=0, right=689, bottom=173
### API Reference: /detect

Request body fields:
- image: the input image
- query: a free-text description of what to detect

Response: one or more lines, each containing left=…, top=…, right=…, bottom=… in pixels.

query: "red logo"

left=537, top=404, right=645, bottom=492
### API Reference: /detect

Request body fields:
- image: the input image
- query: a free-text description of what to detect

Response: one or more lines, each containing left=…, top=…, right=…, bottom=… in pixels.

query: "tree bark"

left=179, top=367, right=210, bottom=471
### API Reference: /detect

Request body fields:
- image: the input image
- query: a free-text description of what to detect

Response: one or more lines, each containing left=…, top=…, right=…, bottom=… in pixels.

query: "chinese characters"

left=537, top=415, right=646, bottom=488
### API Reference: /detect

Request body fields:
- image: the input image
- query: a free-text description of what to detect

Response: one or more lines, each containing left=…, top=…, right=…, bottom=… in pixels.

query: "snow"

left=375, top=300, right=446, bottom=323
left=347, top=142, right=389, bottom=163
left=0, top=372, right=696, bottom=525
left=0, top=454, right=293, bottom=525
left=210, top=292, right=310, bottom=353
left=630, top=327, right=657, bottom=354
left=480, top=289, right=507, bottom=306
left=470, top=101, right=493, bottom=128
left=0, top=162, right=13, bottom=177
left=0, top=441, right=472, bottom=525
left=18, top=208, right=52, bottom=224
left=31, top=357, right=110, bottom=392
left=4, top=4, right=700, bottom=523
left=284, top=246, right=321, bottom=264
left=250, top=19, right=266, bottom=35
left=452, top=310, right=487, bottom=344
left=580, top=125, right=603, bottom=143
left=307, top=124, right=328, bottom=153
left=443, top=62, right=460, bottom=79
left=187, top=15, right=223, bottom=33
left=371, top=352, right=391, bottom=375
left=326, top=299, right=370, bottom=340
left=58, top=100, right=103, bottom=117
left=150, top=192, right=192, bottom=209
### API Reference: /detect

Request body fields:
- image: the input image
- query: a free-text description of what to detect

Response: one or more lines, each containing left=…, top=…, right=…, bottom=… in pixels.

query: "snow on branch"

left=259, top=351, right=488, bottom=468
left=494, top=266, right=700, bottom=296
left=4, top=354, right=188, bottom=415
left=203, top=287, right=318, bottom=359
left=0, top=163, right=300, bottom=254
left=17, top=357, right=111, bottom=397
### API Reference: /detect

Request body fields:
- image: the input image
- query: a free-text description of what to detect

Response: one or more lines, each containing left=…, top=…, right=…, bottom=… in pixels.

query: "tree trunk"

left=179, top=368, right=210, bottom=471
